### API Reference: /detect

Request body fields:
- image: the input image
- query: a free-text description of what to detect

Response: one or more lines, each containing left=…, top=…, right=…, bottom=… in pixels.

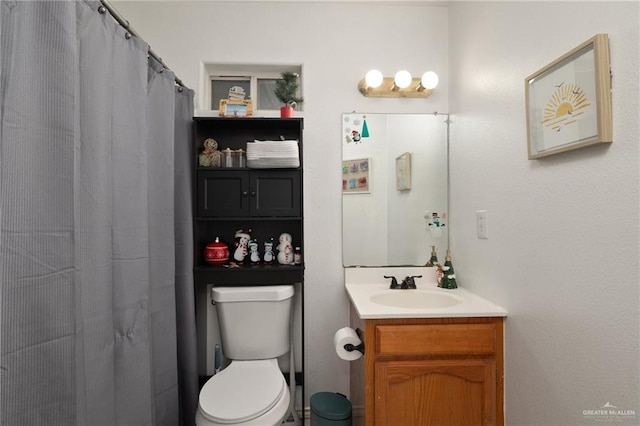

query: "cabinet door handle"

left=242, top=191, right=249, bottom=197
left=250, top=191, right=257, bottom=197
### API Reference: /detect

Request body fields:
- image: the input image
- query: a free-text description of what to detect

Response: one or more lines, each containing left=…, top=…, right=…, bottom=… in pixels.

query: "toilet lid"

left=199, top=360, right=287, bottom=424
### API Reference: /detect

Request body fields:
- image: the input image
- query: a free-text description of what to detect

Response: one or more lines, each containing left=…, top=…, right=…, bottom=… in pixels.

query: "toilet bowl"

left=196, top=359, right=290, bottom=426
left=196, top=285, right=295, bottom=426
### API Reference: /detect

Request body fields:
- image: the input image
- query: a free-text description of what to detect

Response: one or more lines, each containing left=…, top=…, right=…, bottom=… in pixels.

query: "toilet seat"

left=199, top=359, right=287, bottom=424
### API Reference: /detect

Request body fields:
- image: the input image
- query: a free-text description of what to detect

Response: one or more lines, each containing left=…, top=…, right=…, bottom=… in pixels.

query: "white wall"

left=112, top=0, right=449, bottom=408
left=448, top=2, right=639, bottom=425
left=112, top=1, right=640, bottom=423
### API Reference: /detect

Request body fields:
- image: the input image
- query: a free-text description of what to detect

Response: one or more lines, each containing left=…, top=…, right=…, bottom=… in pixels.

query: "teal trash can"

left=310, top=392, right=352, bottom=426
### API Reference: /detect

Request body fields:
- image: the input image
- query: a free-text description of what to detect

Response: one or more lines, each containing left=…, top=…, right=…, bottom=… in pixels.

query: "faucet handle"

left=400, top=276, right=410, bottom=289
left=405, top=275, right=422, bottom=289
left=384, top=275, right=400, bottom=289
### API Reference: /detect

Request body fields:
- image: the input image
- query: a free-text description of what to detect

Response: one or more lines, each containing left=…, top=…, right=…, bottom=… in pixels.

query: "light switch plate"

left=476, top=210, right=488, bottom=239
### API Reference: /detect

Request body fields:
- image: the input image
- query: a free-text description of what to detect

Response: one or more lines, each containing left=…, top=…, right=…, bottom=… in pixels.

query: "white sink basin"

left=344, top=267, right=507, bottom=318
left=370, top=290, right=461, bottom=309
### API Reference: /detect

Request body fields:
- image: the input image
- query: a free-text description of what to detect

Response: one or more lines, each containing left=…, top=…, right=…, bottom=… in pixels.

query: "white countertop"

left=345, top=267, right=507, bottom=319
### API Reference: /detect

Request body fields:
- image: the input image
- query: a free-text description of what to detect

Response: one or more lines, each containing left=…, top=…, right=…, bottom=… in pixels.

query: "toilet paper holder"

left=343, top=328, right=365, bottom=355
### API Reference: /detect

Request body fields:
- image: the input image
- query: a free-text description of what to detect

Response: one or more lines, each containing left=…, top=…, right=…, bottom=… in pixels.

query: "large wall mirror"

left=342, top=113, right=449, bottom=266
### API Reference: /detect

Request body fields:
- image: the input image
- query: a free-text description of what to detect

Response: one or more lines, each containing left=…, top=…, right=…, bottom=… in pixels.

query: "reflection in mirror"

left=342, top=113, right=449, bottom=267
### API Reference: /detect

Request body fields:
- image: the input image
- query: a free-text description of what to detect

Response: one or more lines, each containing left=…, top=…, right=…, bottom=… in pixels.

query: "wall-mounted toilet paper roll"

left=334, top=327, right=363, bottom=361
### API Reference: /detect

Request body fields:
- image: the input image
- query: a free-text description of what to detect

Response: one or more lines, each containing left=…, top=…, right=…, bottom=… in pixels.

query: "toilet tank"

left=212, top=285, right=294, bottom=360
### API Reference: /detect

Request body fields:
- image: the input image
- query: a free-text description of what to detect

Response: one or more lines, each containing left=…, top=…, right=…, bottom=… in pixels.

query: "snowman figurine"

left=248, top=239, right=260, bottom=264
left=276, top=232, right=294, bottom=265
left=263, top=238, right=275, bottom=264
left=277, top=244, right=294, bottom=265
left=233, top=229, right=251, bottom=263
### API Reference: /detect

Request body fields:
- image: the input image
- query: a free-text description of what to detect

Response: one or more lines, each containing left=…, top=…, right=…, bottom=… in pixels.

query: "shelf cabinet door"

left=198, top=170, right=249, bottom=217
left=250, top=170, right=301, bottom=217
left=374, top=358, right=496, bottom=426
left=198, top=170, right=301, bottom=218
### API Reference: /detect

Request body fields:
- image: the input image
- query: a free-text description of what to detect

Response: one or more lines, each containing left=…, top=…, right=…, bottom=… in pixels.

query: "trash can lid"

left=310, top=392, right=352, bottom=421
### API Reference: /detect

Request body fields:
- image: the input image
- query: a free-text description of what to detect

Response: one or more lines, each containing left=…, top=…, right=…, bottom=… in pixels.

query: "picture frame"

left=342, top=158, right=370, bottom=194
left=219, top=99, right=253, bottom=117
left=395, top=152, right=411, bottom=191
left=525, top=34, right=612, bottom=160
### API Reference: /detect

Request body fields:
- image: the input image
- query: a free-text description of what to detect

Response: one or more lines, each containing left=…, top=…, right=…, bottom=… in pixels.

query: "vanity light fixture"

left=358, top=69, right=439, bottom=98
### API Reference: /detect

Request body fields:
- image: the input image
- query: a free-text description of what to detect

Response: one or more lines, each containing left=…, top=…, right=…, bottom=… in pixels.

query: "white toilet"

left=196, top=285, right=294, bottom=426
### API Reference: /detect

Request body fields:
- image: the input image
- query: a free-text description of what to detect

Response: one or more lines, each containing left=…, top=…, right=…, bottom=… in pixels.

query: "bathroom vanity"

left=345, top=268, right=506, bottom=426
left=341, top=115, right=506, bottom=424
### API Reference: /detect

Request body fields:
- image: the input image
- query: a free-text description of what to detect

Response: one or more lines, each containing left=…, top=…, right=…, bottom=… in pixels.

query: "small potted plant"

left=274, top=72, right=303, bottom=118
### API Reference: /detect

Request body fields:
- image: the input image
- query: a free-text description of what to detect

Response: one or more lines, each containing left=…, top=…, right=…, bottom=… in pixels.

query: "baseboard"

left=352, top=405, right=365, bottom=419
left=302, top=406, right=310, bottom=419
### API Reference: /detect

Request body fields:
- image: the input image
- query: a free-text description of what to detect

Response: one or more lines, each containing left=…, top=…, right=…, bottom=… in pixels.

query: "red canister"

left=204, top=237, right=229, bottom=265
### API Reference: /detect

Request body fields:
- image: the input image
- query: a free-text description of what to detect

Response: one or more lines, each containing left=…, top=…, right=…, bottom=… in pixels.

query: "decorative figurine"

left=425, top=245, right=438, bottom=267
left=276, top=233, right=291, bottom=251
left=204, top=237, right=229, bottom=266
left=277, top=244, right=294, bottom=265
left=441, top=250, right=458, bottom=289
left=249, top=239, right=260, bottom=264
left=199, top=138, right=222, bottom=167
left=233, top=229, right=251, bottom=264
left=276, top=232, right=294, bottom=265
left=436, top=263, right=446, bottom=288
left=263, top=238, right=275, bottom=264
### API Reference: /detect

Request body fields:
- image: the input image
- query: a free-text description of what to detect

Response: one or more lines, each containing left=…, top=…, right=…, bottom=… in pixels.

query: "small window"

left=257, top=78, right=280, bottom=110
left=204, top=64, right=303, bottom=113
left=211, top=77, right=250, bottom=110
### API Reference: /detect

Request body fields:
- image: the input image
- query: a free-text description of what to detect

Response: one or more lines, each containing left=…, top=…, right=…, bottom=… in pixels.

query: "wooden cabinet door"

left=198, top=170, right=249, bottom=217
left=375, top=358, right=496, bottom=426
left=250, top=170, right=301, bottom=217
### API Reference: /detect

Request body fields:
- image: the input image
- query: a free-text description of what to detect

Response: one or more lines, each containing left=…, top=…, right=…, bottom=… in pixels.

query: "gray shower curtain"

left=0, top=1, right=197, bottom=425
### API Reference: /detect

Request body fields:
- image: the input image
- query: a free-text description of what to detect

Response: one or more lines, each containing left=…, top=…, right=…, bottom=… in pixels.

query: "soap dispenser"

left=425, top=246, right=438, bottom=267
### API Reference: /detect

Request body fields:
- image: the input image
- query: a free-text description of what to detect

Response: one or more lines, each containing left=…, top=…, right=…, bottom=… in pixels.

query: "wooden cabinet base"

left=350, top=314, right=504, bottom=426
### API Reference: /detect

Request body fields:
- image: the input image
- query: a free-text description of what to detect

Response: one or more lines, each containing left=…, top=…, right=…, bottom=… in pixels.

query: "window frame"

left=202, top=64, right=303, bottom=115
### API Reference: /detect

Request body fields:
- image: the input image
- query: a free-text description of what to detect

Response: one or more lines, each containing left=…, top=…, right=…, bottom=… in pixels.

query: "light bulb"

left=394, top=70, right=412, bottom=89
left=421, top=71, right=439, bottom=90
left=364, top=69, right=384, bottom=88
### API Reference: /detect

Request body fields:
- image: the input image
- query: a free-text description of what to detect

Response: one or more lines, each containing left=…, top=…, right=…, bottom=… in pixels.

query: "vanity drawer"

left=375, top=323, right=497, bottom=356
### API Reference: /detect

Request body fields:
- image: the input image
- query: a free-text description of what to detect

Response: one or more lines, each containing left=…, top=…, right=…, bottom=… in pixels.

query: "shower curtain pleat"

left=75, top=2, right=117, bottom=424
left=1, top=1, right=195, bottom=425
left=1, top=2, right=79, bottom=424
left=174, top=86, right=198, bottom=426
left=146, top=56, right=179, bottom=425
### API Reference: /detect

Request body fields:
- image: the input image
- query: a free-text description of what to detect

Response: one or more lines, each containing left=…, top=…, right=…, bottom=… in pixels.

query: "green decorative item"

left=275, top=72, right=303, bottom=117
left=425, top=245, right=438, bottom=267
left=361, top=116, right=370, bottom=138
left=442, top=249, right=458, bottom=289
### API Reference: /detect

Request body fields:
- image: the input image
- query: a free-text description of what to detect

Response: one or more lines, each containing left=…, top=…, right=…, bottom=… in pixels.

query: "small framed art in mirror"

left=395, top=152, right=411, bottom=191
left=342, top=158, right=371, bottom=194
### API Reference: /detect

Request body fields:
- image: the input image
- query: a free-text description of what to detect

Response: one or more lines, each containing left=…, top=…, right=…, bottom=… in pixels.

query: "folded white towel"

left=247, top=158, right=300, bottom=169
left=246, top=140, right=299, bottom=164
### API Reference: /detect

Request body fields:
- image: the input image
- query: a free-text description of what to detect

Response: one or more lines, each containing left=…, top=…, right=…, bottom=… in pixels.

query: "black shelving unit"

left=192, top=116, right=305, bottom=403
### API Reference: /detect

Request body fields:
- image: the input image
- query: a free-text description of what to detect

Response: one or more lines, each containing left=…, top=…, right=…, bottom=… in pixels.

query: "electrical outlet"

left=476, top=210, right=488, bottom=239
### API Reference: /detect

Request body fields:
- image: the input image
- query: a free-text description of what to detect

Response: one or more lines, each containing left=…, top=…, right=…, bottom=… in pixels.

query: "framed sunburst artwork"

left=525, top=34, right=612, bottom=159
